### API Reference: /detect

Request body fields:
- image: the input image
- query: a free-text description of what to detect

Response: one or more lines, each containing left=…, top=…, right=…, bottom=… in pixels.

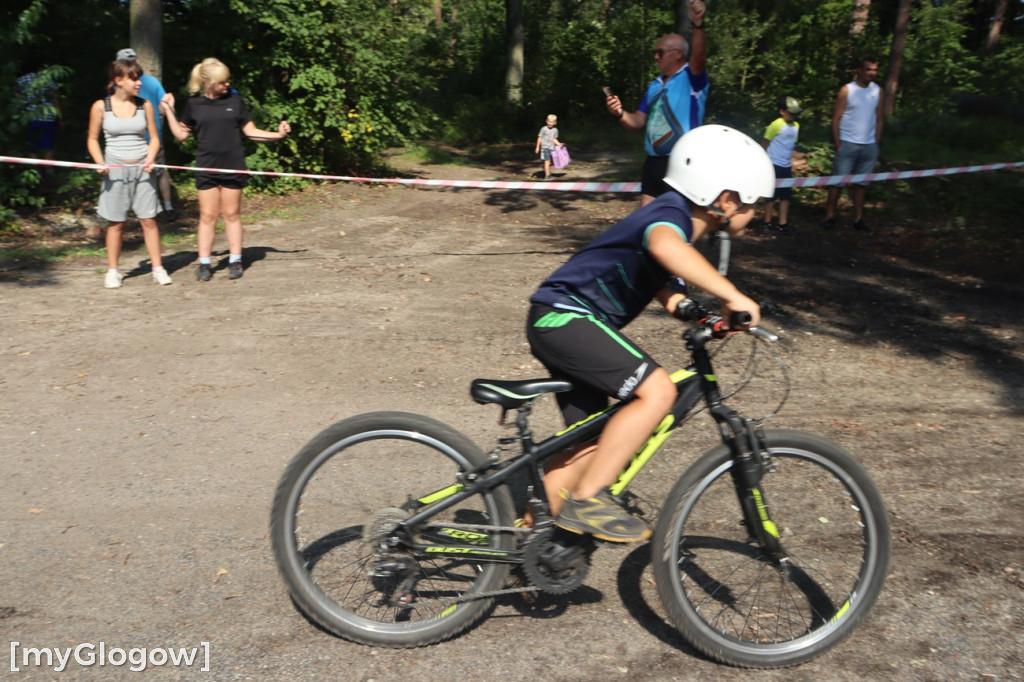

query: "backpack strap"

left=104, top=96, right=112, bottom=112
left=132, top=96, right=146, bottom=112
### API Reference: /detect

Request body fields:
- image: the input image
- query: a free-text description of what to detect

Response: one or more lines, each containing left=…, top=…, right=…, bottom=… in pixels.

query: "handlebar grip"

left=730, top=311, right=753, bottom=328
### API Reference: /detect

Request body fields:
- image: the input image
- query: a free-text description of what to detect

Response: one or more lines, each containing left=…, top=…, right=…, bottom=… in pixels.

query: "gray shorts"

left=540, top=148, right=553, bottom=161
left=97, top=164, right=160, bottom=222
left=833, top=142, right=879, bottom=187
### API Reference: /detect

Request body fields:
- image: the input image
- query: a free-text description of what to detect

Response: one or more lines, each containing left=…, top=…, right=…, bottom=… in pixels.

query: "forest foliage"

left=1, top=0, right=1022, bottom=221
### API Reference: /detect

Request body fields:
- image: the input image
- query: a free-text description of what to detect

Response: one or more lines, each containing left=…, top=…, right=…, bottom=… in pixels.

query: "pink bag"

left=551, top=145, right=571, bottom=170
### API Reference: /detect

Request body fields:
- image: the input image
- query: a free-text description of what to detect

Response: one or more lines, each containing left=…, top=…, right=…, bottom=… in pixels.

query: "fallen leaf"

left=27, top=508, right=43, bottom=514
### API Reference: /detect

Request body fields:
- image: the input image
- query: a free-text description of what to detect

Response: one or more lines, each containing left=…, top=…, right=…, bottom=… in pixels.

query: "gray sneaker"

left=555, top=490, right=651, bottom=543
left=228, top=261, right=244, bottom=280
left=196, top=263, right=213, bottom=282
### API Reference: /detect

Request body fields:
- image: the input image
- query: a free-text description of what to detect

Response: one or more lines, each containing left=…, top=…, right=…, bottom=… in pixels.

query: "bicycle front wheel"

left=270, top=411, right=515, bottom=647
left=653, top=429, right=890, bottom=668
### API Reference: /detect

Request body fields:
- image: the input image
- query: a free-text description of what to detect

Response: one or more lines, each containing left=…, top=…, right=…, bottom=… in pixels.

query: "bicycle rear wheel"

left=270, top=411, right=515, bottom=647
left=652, top=429, right=890, bottom=668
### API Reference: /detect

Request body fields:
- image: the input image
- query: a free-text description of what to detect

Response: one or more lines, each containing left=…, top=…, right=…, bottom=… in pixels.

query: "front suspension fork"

left=710, top=405, right=787, bottom=562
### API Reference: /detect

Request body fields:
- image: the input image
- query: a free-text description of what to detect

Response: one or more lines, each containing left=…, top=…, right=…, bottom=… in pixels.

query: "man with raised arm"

left=605, top=0, right=708, bottom=206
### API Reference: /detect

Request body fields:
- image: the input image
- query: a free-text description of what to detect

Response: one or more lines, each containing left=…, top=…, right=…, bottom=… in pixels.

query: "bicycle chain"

left=399, top=582, right=540, bottom=610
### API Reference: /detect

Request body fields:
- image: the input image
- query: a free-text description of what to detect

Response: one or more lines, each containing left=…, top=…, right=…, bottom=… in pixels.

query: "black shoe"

left=555, top=490, right=651, bottom=543
left=853, top=219, right=871, bottom=233
left=196, top=263, right=213, bottom=282
left=766, top=223, right=796, bottom=235
left=228, top=261, right=244, bottom=280
left=822, top=218, right=837, bottom=230
left=163, top=208, right=179, bottom=222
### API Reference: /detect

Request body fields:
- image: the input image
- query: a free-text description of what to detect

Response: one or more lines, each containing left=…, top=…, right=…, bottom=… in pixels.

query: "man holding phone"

left=605, top=0, right=708, bottom=206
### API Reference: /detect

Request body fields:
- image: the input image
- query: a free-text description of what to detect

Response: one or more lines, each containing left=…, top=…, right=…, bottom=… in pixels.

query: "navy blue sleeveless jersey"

left=530, top=191, right=692, bottom=328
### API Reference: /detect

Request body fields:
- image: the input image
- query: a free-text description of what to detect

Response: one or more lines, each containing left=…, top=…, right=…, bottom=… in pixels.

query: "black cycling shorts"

left=526, top=304, right=661, bottom=426
left=641, top=155, right=673, bottom=199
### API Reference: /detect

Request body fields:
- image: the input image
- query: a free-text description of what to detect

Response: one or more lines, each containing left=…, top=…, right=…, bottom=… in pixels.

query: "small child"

left=535, top=114, right=562, bottom=180
left=761, top=96, right=801, bottom=234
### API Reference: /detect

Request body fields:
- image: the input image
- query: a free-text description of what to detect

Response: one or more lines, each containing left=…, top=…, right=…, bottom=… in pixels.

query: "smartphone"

left=602, top=86, right=614, bottom=97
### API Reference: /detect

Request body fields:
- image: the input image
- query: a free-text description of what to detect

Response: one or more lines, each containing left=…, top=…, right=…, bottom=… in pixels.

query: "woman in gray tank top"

left=87, top=59, right=172, bottom=288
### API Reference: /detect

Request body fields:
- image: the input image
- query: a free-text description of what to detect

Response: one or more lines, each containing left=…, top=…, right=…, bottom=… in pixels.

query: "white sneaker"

left=152, top=268, right=173, bottom=285
left=104, top=270, right=124, bottom=289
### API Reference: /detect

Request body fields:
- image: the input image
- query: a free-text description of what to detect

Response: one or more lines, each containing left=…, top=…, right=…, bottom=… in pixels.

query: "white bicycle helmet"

left=663, top=124, right=776, bottom=206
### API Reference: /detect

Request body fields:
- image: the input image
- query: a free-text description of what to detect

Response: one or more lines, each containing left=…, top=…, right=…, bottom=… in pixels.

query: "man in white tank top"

left=823, top=57, right=884, bottom=232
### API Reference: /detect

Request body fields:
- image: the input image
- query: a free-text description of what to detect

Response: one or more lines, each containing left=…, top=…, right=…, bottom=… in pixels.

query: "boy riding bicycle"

left=526, top=124, right=776, bottom=542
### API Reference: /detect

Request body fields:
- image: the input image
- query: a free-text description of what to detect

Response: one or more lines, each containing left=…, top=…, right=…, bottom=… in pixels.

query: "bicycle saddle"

left=470, top=378, right=573, bottom=409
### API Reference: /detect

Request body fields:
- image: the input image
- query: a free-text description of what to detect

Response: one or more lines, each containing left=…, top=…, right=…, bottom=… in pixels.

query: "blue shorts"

left=526, top=304, right=660, bottom=426
left=540, top=148, right=553, bottom=161
left=772, top=164, right=793, bottom=200
left=833, top=142, right=879, bottom=187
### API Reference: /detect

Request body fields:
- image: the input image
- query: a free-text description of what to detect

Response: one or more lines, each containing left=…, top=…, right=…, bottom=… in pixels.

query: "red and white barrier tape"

left=776, top=161, right=1024, bottom=188
left=2, top=155, right=1021, bottom=193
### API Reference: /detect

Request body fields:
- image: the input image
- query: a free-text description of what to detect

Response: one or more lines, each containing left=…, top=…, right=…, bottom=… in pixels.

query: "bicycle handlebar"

left=674, top=298, right=779, bottom=342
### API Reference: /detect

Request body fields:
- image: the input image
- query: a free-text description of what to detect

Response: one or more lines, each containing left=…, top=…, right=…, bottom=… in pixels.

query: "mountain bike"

left=270, top=299, right=890, bottom=668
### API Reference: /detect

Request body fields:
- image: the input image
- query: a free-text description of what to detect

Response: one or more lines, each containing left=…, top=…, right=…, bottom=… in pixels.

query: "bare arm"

left=655, top=287, right=688, bottom=315
left=688, top=0, right=707, bottom=75
left=831, top=85, right=848, bottom=149
left=242, top=120, right=291, bottom=142
left=606, top=94, right=647, bottom=131
left=142, top=101, right=160, bottom=171
left=159, top=93, right=191, bottom=142
left=647, top=224, right=760, bottom=325
left=86, top=100, right=107, bottom=174
left=875, top=88, right=885, bottom=144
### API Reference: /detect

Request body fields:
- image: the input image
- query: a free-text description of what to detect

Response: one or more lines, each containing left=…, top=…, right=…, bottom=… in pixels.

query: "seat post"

left=514, top=404, right=535, bottom=451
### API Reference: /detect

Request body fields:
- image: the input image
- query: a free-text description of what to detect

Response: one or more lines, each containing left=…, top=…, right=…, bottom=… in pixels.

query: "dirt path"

left=1, top=150, right=1022, bottom=680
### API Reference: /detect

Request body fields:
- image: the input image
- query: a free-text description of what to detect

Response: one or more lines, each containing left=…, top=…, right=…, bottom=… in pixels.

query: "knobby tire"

left=652, top=429, right=890, bottom=668
left=270, top=412, right=515, bottom=647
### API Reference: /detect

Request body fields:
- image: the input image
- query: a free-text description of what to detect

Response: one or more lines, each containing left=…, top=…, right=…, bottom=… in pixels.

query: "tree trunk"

left=130, top=0, right=163, bottom=80
left=675, top=0, right=689, bottom=35
left=985, top=0, right=1007, bottom=54
left=883, top=0, right=911, bottom=117
left=850, top=0, right=871, bottom=37
left=505, top=0, right=524, bottom=105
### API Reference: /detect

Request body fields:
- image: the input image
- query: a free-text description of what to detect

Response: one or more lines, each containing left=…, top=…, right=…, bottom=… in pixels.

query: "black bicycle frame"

left=395, top=326, right=786, bottom=562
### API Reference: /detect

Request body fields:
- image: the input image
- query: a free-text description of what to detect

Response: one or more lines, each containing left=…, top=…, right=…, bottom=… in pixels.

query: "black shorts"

left=195, top=171, right=249, bottom=191
left=772, top=164, right=793, bottom=200
left=526, top=304, right=661, bottom=425
left=641, top=155, right=672, bottom=199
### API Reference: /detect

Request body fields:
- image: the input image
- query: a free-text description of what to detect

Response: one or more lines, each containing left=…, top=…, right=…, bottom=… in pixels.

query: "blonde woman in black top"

left=161, top=58, right=290, bottom=281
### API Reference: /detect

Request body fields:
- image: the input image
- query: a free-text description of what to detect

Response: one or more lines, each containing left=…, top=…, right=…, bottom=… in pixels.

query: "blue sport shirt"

left=638, top=65, right=710, bottom=157
left=138, top=74, right=166, bottom=140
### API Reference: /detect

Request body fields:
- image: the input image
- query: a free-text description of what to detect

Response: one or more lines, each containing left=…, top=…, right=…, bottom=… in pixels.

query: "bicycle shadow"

left=499, top=580, right=603, bottom=619
left=614, top=544, right=703, bottom=656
